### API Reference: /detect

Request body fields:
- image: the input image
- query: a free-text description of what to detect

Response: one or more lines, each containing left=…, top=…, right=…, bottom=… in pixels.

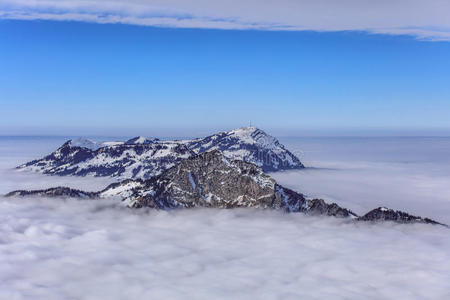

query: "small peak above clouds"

left=357, top=207, right=445, bottom=225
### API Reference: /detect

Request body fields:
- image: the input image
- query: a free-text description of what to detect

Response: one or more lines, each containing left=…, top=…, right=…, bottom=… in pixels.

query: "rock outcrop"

left=357, top=207, right=444, bottom=225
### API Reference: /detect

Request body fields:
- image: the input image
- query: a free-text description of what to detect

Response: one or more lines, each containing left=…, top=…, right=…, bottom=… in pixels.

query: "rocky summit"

left=7, top=150, right=445, bottom=226
left=357, top=207, right=443, bottom=225
left=17, top=127, right=303, bottom=179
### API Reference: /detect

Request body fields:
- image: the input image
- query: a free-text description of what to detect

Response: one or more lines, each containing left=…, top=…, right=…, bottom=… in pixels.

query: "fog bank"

left=1, top=198, right=449, bottom=300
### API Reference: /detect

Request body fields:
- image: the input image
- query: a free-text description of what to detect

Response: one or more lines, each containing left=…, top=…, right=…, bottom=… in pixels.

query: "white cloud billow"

left=1, top=199, right=449, bottom=299
left=1, top=0, right=450, bottom=40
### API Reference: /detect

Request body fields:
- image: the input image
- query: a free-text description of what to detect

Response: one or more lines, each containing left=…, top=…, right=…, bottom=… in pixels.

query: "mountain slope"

left=18, top=140, right=194, bottom=179
left=100, top=150, right=312, bottom=211
left=17, top=127, right=304, bottom=179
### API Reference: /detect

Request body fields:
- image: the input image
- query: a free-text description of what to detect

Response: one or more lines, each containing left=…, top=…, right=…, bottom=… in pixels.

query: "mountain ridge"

left=17, top=127, right=304, bottom=179
left=7, top=150, right=445, bottom=226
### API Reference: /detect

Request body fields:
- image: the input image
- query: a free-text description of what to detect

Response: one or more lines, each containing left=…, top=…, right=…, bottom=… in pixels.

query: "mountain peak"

left=186, top=127, right=302, bottom=172
left=224, top=126, right=283, bottom=152
left=125, top=136, right=158, bottom=145
left=357, top=207, right=445, bottom=225
left=228, top=126, right=260, bottom=136
left=231, top=126, right=259, bottom=133
left=225, top=126, right=263, bottom=142
left=68, top=138, right=103, bottom=150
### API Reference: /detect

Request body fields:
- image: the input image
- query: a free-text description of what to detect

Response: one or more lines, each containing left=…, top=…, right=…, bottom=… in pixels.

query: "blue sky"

left=1, top=19, right=450, bottom=137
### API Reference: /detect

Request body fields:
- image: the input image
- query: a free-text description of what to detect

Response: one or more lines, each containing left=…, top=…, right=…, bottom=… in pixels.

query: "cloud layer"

left=1, top=0, right=450, bottom=40
left=274, top=137, right=450, bottom=224
left=1, top=199, right=449, bottom=299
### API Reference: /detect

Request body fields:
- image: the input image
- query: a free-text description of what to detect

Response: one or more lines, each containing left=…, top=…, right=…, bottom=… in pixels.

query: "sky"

left=1, top=1, right=450, bottom=137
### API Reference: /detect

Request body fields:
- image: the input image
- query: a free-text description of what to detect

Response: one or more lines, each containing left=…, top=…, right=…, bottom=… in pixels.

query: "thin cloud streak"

left=1, top=0, right=450, bottom=40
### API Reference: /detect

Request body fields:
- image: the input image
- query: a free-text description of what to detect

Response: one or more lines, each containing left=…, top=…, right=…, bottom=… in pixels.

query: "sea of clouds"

left=0, top=136, right=449, bottom=299
left=275, top=137, right=450, bottom=224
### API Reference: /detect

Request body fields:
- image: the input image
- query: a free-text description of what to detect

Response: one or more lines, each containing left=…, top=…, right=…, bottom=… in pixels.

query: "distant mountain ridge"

left=17, top=127, right=304, bottom=179
left=7, top=150, right=445, bottom=226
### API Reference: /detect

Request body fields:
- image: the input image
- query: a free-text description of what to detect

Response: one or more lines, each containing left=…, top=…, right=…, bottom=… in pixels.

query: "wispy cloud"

left=1, top=0, right=450, bottom=40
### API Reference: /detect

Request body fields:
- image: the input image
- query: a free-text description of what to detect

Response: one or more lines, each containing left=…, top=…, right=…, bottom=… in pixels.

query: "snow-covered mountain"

left=8, top=150, right=444, bottom=225
left=186, top=127, right=303, bottom=172
left=18, top=139, right=194, bottom=179
left=17, top=127, right=304, bottom=179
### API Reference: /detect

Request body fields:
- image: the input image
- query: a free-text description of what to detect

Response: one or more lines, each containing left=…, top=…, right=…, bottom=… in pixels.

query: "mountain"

left=186, top=127, right=304, bottom=172
left=17, top=127, right=304, bottom=179
left=7, top=150, right=444, bottom=226
left=7, top=150, right=354, bottom=217
left=99, top=150, right=353, bottom=218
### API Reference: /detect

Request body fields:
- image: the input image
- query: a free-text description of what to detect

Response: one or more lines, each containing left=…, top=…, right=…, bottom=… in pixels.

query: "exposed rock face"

left=357, top=207, right=444, bottom=225
left=17, top=127, right=304, bottom=179
left=305, top=199, right=357, bottom=218
left=5, top=187, right=97, bottom=198
left=7, top=151, right=444, bottom=226
left=95, top=150, right=352, bottom=218
left=115, top=150, right=284, bottom=209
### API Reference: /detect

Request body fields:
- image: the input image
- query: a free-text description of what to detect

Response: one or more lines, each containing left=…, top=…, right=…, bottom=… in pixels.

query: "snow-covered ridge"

left=17, top=127, right=304, bottom=179
left=69, top=138, right=124, bottom=150
left=125, top=136, right=158, bottom=145
left=69, top=138, right=104, bottom=150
